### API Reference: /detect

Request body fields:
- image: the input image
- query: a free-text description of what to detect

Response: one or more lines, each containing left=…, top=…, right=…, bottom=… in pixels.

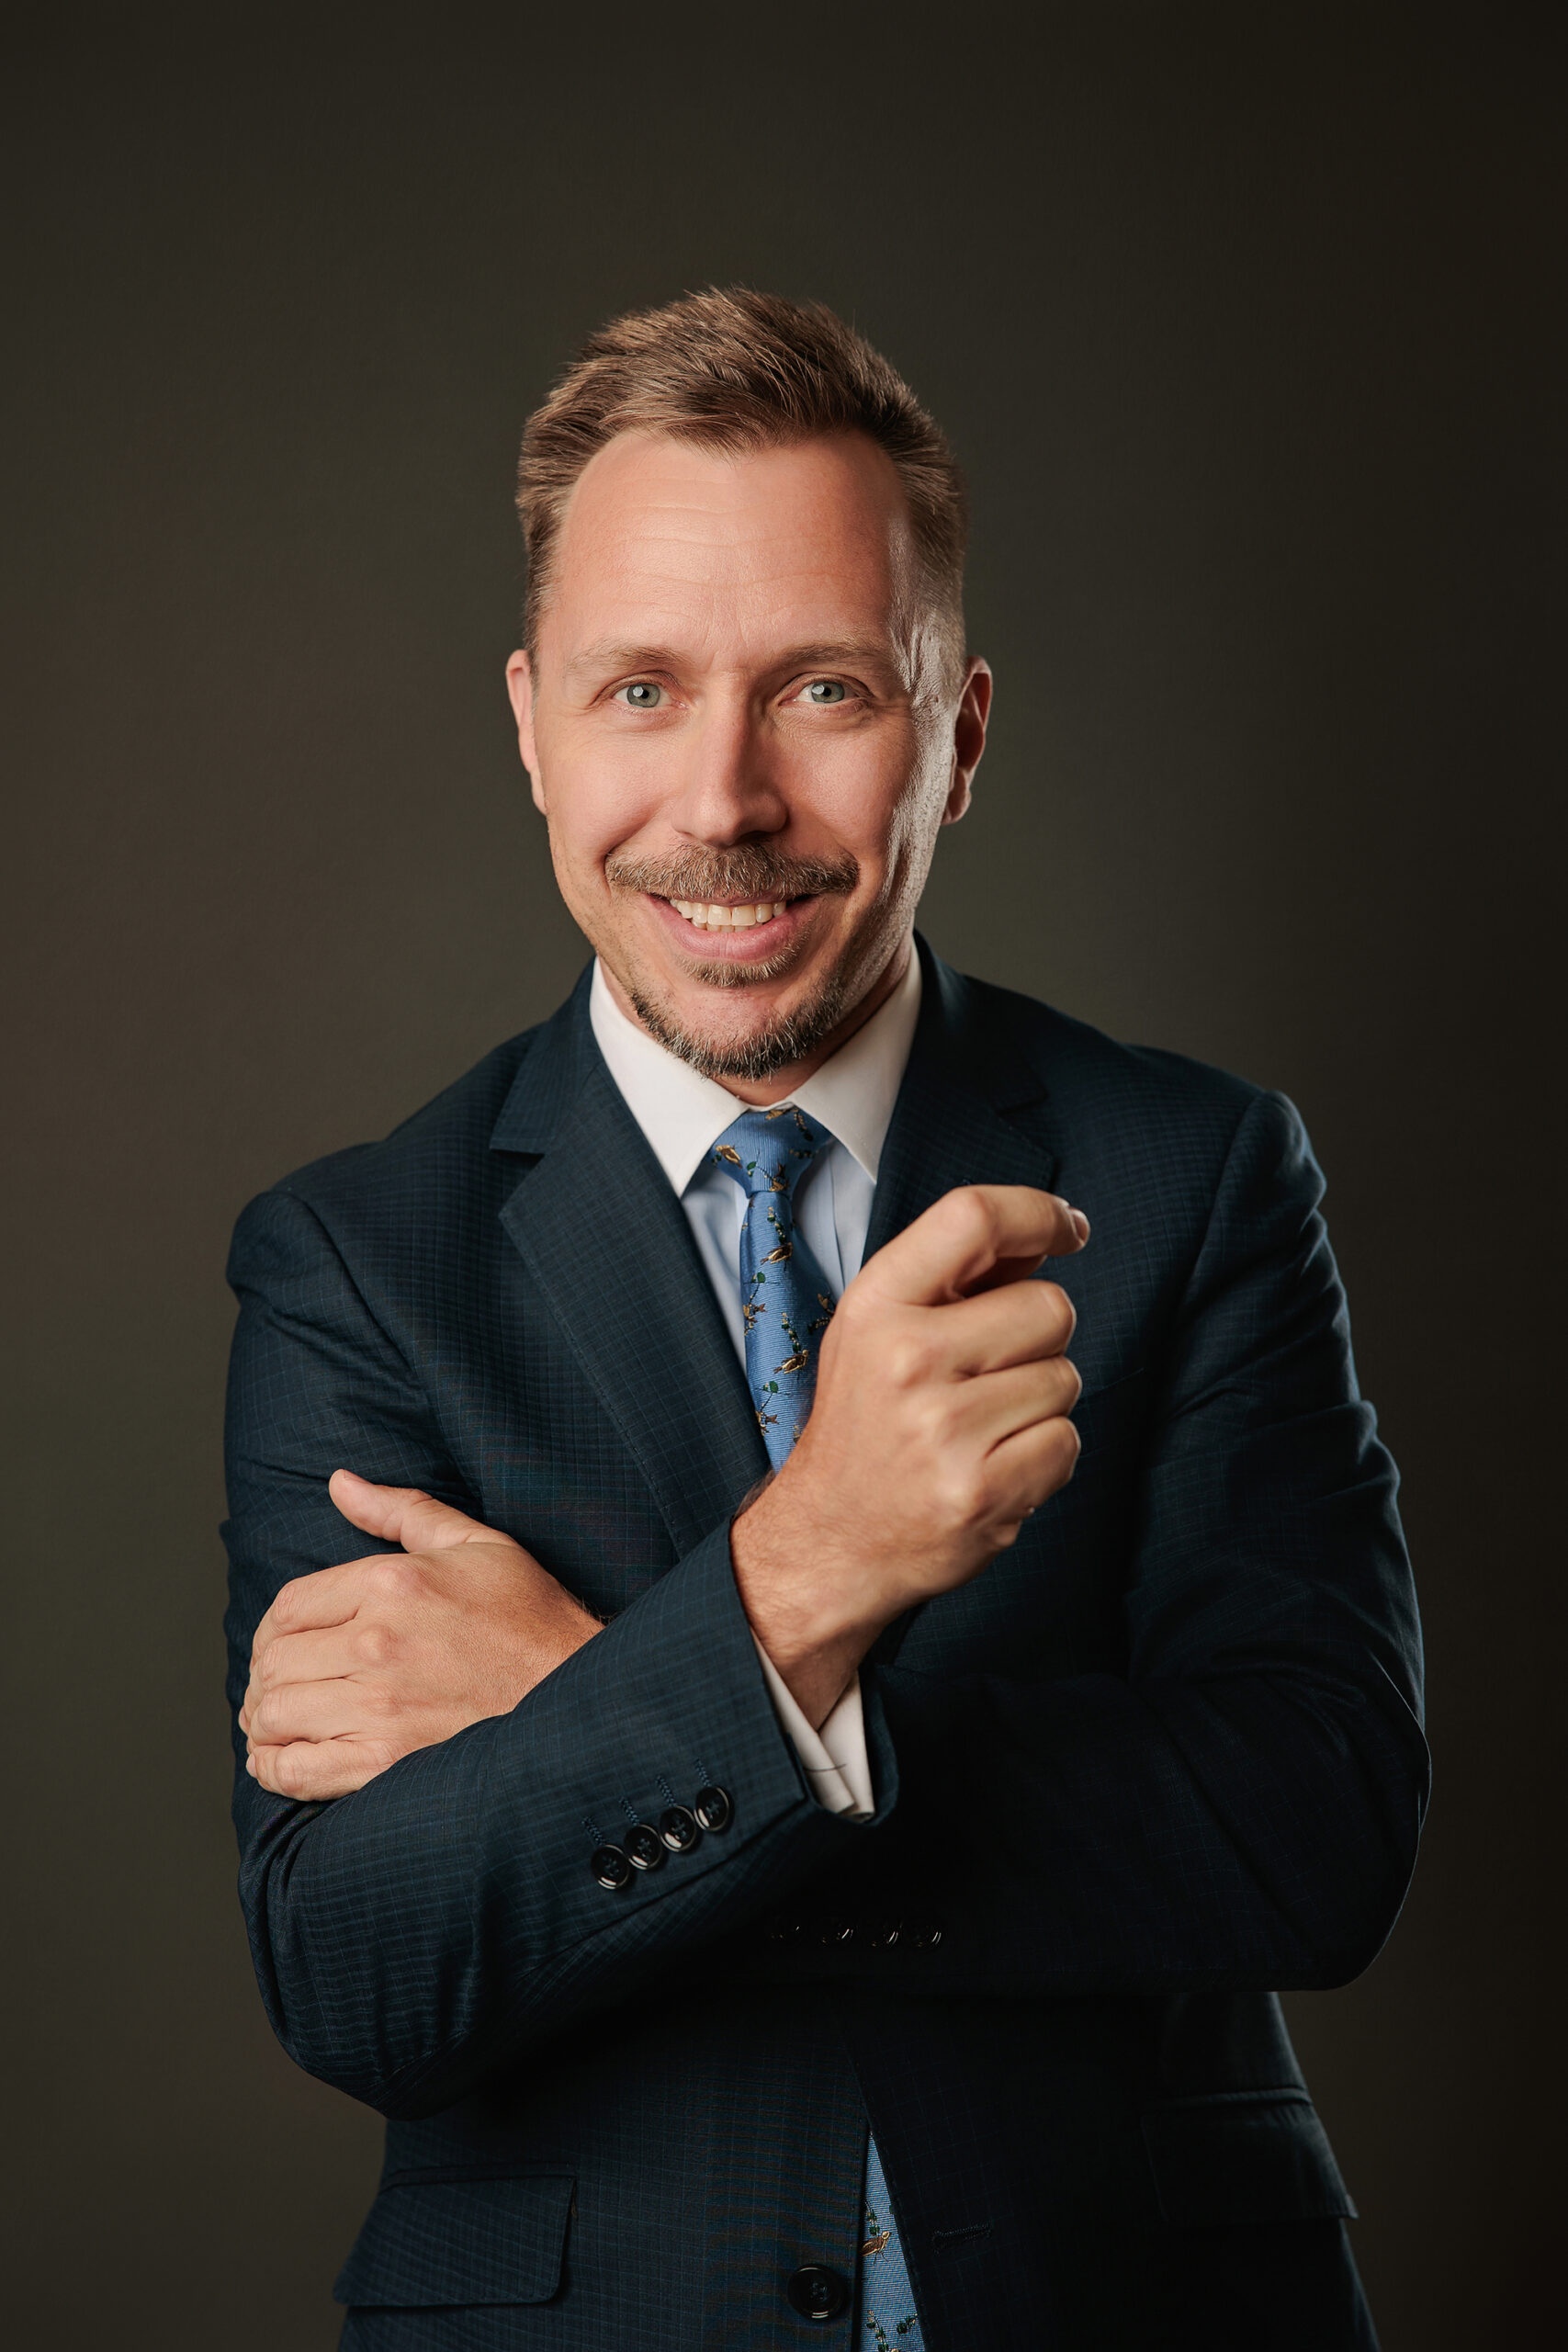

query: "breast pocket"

left=333, top=2168, right=574, bottom=2308
left=1142, top=2090, right=1356, bottom=2227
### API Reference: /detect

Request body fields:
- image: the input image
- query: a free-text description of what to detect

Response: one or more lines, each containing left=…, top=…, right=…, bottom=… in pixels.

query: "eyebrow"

left=562, top=636, right=902, bottom=682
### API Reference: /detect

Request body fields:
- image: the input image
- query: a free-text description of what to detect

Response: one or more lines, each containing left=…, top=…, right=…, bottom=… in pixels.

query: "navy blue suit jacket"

left=223, top=941, right=1427, bottom=2350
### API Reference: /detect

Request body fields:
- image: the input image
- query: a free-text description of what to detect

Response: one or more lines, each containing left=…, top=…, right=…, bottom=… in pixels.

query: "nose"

left=665, top=686, right=788, bottom=848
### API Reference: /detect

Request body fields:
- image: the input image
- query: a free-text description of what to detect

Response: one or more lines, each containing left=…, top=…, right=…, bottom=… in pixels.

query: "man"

left=224, top=289, right=1426, bottom=2350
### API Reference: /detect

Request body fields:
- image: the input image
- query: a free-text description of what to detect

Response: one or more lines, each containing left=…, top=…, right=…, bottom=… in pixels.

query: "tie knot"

left=711, top=1104, right=830, bottom=1197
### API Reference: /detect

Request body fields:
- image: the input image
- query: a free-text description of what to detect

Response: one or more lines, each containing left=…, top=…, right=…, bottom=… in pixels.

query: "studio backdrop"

left=4, top=11, right=1560, bottom=2346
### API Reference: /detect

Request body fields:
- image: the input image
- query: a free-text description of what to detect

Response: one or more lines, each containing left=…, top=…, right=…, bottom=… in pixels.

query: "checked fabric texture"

left=220, top=942, right=1420, bottom=2348
left=712, top=1106, right=925, bottom=2348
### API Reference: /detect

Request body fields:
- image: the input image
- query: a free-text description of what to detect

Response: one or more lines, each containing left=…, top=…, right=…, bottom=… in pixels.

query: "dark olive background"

left=4, top=8, right=1561, bottom=2346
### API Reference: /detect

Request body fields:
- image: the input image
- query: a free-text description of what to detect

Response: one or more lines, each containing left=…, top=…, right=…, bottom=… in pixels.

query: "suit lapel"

left=858, top=944, right=1062, bottom=1669
left=492, top=979, right=766, bottom=1556
left=865, top=940, right=1059, bottom=1259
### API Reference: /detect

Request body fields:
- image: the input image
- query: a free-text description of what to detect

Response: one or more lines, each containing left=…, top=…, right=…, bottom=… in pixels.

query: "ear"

left=942, top=657, right=993, bottom=826
left=505, top=650, right=547, bottom=813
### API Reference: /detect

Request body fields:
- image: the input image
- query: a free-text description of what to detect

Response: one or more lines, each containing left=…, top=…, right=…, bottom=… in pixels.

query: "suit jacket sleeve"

left=815, top=1088, right=1428, bottom=1995
left=222, top=1185, right=894, bottom=2121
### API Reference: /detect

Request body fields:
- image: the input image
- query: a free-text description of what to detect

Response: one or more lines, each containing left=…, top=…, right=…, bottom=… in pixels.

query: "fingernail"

left=244, top=1756, right=257, bottom=1777
left=1070, top=1209, right=1090, bottom=1243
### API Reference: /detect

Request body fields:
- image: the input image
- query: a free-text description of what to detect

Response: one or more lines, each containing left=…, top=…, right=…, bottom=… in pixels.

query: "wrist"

left=729, top=1476, right=890, bottom=1727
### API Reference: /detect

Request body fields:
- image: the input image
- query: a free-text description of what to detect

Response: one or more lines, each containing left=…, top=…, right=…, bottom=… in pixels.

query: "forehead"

left=545, top=429, right=918, bottom=650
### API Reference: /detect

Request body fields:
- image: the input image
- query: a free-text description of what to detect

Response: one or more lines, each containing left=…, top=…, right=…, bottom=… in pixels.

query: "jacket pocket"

left=1142, top=2090, right=1356, bottom=2228
left=333, top=2169, right=574, bottom=2307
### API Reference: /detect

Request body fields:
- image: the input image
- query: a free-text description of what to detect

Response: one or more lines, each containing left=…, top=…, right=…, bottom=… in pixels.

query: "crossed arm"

left=226, top=1096, right=1427, bottom=2116
left=241, top=1183, right=1089, bottom=1796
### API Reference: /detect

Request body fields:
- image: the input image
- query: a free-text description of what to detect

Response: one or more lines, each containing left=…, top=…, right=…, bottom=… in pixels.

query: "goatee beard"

left=626, top=962, right=852, bottom=1083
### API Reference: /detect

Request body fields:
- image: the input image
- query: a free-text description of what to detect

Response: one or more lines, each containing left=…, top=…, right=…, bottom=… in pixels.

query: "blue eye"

left=802, top=679, right=847, bottom=704
left=617, top=681, right=663, bottom=708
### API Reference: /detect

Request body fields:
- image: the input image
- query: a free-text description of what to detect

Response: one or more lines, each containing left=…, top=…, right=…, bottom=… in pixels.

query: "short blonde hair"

left=517, top=287, right=968, bottom=688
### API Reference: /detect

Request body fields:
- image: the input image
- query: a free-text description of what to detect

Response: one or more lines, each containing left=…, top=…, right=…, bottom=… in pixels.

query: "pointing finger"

left=861, top=1185, right=1088, bottom=1309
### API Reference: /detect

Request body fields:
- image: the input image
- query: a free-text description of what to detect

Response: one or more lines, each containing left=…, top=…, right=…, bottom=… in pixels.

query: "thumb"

left=328, top=1468, right=508, bottom=1554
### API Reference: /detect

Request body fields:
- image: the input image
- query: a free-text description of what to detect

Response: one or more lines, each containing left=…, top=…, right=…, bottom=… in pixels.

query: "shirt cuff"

left=751, top=1634, right=874, bottom=1818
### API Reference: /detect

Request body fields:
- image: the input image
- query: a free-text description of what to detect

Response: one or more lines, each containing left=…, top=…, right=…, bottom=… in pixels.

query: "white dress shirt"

left=588, top=948, right=924, bottom=1822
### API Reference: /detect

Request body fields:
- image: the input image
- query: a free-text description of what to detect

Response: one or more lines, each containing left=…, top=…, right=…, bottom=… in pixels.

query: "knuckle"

left=367, top=1556, right=418, bottom=1603
left=937, top=1464, right=987, bottom=1529
left=948, top=1184, right=998, bottom=1249
left=355, top=1621, right=396, bottom=1667
left=270, top=1578, right=305, bottom=1629
left=909, top=1386, right=954, bottom=1450
left=1035, top=1280, right=1077, bottom=1347
left=1053, top=1419, right=1082, bottom=1481
left=886, top=1329, right=936, bottom=1389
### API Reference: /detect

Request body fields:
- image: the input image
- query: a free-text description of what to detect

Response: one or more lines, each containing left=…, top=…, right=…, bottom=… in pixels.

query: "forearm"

left=232, top=1525, right=894, bottom=2117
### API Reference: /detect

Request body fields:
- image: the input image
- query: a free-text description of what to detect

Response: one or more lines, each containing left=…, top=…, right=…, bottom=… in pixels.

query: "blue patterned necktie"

left=711, top=1104, right=839, bottom=1469
left=711, top=1109, right=927, bottom=2350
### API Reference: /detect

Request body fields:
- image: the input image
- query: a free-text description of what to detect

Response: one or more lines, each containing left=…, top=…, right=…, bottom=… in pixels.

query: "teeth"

left=669, top=899, right=789, bottom=930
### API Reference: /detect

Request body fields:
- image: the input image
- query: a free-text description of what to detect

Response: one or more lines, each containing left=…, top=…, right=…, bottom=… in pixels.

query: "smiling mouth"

left=664, top=898, right=794, bottom=933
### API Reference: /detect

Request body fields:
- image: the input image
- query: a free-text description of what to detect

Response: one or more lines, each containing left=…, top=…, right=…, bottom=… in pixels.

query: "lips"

left=644, top=890, right=818, bottom=961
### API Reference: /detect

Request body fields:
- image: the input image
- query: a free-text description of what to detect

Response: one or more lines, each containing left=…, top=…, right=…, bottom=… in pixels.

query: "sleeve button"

left=693, top=1785, right=732, bottom=1832
left=658, top=1804, right=701, bottom=1853
left=591, top=1845, right=630, bottom=1890
left=625, top=1823, right=665, bottom=1871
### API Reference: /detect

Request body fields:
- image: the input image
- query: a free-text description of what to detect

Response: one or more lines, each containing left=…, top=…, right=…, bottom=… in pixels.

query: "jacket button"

left=817, top=1917, right=854, bottom=1945
left=866, top=1917, right=902, bottom=1949
left=659, top=1804, right=701, bottom=1853
left=591, top=1845, right=630, bottom=1890
left=625, top=1823, right=665, bottom=1871
left=908, top=1920, right=943, bottom=1949
left=785, top=2264, right=851, bottom=2322
left=694, top=1785, right=732, bottom=1832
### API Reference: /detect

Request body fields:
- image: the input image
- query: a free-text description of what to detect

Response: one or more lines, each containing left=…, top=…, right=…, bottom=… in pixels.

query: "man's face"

left=507, top=428, right=989, bottom=1085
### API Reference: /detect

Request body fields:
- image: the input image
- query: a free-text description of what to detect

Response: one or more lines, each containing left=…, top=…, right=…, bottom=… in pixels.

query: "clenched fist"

left=240, top=1470, right=603, bottom=1800
left=731, top=1183, right=1087, bottom=1725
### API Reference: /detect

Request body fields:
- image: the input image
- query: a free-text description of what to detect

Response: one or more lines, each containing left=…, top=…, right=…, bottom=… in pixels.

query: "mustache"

left=604, top=845, right=859, bottom=903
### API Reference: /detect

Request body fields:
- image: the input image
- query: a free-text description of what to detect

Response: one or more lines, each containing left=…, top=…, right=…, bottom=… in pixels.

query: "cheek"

left=538, top=741, right=669, bottom=871
left=807, top=729, right=940, bottom=872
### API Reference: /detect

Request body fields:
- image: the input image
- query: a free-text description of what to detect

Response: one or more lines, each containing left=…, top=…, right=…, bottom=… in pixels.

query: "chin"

left=627, top=957, right=850, bottom=1085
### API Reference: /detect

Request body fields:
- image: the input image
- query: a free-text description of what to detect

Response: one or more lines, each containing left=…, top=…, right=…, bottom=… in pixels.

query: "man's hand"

left=240, top=1470, right=603, bottom=1801
left=730, top=1184, right=1087, bottom=1727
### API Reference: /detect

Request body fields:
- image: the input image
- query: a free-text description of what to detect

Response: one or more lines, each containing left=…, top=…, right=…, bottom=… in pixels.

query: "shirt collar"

left=588, top=947, right=922, bottom=1197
